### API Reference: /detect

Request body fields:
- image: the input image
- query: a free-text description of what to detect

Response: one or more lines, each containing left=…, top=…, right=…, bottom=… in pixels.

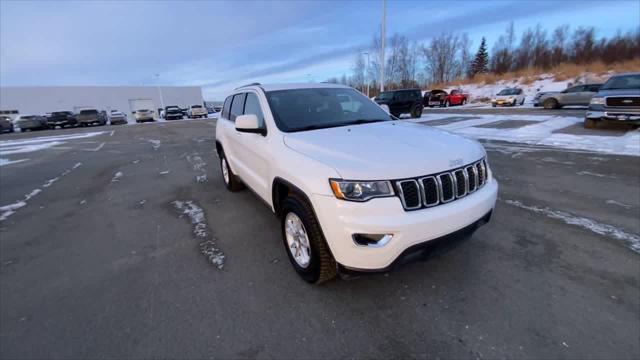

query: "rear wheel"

left=461, top=98, right=467, bottom=106
left=219, top=152, right=244, bottom=191
left=410, top=105, right=423, bottom=118
left=281, top=194, right=337, bottom=284
left=543, top=98, right=558, bottom=109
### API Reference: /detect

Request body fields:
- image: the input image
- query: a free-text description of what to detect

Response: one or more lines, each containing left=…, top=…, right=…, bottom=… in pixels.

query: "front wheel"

left=584, top=118, right=598, bottom=129
left=461, top=98, right=467, bottom=106
left=220, top=153, right=244, bottom=191
left=543, top=98, right=558, bottom=109
left=281, top=194, right=337, bottom=284
left=444, top=100, right=450, bottom=108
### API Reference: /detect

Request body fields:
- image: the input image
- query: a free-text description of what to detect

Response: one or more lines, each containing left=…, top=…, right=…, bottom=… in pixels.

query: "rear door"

left=560, top=85, right=585, bottom=105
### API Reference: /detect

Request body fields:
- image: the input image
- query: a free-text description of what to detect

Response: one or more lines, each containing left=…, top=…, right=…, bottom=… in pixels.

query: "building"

left=0, top=86, right=204, bottom=118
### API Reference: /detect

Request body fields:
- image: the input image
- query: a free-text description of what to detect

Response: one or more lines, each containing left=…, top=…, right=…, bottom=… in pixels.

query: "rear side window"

left=230, top=93, right=246, bottom=122
left=243, top=93, right=265, bottom=127
left=222, top=96, right=232, bottom=120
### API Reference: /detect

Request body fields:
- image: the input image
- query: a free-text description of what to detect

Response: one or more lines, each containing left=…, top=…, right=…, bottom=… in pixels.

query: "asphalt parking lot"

left=1, top=116, right=639, bottom=359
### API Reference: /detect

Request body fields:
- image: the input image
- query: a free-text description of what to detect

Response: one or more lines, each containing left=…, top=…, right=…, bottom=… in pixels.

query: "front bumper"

left=311, top=178, right=498, bottom=270
left=586, top=109, right=640, bottom=123
left=165, top=114, right=183, bottom=120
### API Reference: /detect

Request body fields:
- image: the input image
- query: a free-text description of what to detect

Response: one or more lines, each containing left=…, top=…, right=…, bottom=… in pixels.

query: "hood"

left=494, top=95, right=517, bottom=100
left=593, top=89, right=640, bottom=98
left=283, top=121, right=485, bottom=180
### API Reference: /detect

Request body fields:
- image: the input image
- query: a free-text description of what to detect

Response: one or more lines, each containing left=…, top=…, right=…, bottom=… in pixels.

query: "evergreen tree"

left=469, top=37, right=489, bottom=76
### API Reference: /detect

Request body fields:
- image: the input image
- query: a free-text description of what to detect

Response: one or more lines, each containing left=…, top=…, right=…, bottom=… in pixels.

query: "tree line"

left=325, top=22, right=639, bottom=95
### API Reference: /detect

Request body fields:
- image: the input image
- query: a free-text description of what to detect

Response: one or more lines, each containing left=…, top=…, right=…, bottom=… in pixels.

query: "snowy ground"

left=412, top=113, right=640, bottom=156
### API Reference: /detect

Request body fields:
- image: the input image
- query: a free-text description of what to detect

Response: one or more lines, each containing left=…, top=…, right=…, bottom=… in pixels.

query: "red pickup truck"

left=425, top=89, right=469, bottom=107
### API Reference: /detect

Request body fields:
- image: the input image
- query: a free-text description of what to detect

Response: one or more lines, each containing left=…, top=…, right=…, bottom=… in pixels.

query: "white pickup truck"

left=187, top=105, right=207, bottom=119
left=215, top=83, right=498, bottom=283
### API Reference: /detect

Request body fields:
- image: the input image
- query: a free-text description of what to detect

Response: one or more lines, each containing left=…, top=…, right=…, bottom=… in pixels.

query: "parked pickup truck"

left=48, top=111, right=77, bottom=129
left=585, top=72, right=640, bottom=128
left=77, top=109, right=107, bottom=127
left=425, top=89, right=468, bottom=107
left=188, top=105, right=208, bottom=119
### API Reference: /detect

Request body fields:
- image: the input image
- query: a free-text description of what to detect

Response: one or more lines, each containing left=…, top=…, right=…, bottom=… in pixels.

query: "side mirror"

left=379, top=104, right=390, bottom=114
left=235, top=114, right=265, bottom=135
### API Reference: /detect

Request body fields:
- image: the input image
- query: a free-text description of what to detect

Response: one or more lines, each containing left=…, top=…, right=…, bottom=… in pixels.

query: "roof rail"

left=235, top=82, right=261, bottom=89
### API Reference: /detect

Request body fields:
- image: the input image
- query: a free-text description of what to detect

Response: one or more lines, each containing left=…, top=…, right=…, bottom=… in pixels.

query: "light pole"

left=155, top=73, right=165, bottom=111
left=380, top=0, right=386, bottom=92
left=363, top=51, right=370, bottom=97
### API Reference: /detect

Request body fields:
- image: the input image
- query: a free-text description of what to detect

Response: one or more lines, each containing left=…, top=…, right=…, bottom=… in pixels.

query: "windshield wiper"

left=342, top=119, right=389, bottom=126
left=293, top=119, right=388, bottom=132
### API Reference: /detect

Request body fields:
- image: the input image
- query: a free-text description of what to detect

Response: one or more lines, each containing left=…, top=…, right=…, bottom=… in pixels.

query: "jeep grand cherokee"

left=215, top=83, right=498, bottom=283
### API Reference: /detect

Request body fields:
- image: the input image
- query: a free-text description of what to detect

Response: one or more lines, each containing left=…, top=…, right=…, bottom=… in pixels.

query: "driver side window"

left=243, top=93, right=265, bottom=128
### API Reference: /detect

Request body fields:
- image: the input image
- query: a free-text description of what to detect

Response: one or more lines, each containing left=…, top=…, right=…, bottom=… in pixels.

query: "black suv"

left=374, top=89, right=424, bottom=118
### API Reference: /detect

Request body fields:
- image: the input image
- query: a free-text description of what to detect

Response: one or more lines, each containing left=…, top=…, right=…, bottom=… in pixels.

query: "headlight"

left=329, top=179, right=393, bottom=202
left=590, top=97, right=605, bottom=105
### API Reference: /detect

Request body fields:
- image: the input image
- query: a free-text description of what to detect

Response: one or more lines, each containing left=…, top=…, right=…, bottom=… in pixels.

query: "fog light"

left=352, top=233, right=393, bottom=247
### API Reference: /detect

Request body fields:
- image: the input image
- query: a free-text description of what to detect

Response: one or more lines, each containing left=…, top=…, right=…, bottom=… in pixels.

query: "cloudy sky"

left=1, top=0, right=638, bottom=100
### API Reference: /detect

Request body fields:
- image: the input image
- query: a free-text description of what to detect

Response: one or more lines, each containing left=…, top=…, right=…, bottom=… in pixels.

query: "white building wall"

left=0, top=86, right=204, bottom=116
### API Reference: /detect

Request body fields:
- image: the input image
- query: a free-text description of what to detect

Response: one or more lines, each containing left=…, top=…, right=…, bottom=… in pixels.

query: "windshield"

left=497, top=88, right=520, bottom=95
left=376, top=91, right=394, bottom=100
left=80, top=110, right=98, bottom=114
left=191, top=105, right=202, bottom=108
left=601, top=74, right=640, bottom=90
left=51, top=112, right=70, bottom=116
left=266, top=88, right=392, bottom=132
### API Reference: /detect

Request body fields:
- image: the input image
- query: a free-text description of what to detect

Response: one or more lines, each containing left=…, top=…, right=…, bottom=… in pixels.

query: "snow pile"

left=172, top=200, right=225, bottom=269
left=505, top=199, right=640, bottom=253
left=415, top=114, right=640, bottom=156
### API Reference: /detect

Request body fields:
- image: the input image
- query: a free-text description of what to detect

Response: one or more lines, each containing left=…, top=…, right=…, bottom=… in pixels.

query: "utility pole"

left=380, top=0, right=386, bottom=92
left=363, top=51, right=370, bottom=97
left=155, top=73, right=165, bottom=110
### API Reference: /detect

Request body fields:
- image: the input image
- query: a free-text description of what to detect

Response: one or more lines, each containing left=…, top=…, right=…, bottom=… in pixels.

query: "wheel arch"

left=271, top=177, right=314, bottom=219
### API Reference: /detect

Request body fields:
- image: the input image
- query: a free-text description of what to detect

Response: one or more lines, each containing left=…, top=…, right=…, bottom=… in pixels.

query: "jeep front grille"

left=395, top=159, right=488, bottom=211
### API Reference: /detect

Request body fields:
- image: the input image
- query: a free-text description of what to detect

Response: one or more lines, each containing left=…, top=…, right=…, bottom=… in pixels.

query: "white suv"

left=215, top=83, right=498, bottom=283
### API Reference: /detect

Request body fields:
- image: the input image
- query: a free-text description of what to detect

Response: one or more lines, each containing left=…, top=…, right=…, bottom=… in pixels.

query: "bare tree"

left=551, top=24, right=570, bottom=66
left=351, top=53, right=366, bottom=91
left=422, top=33, right=460, bottom=84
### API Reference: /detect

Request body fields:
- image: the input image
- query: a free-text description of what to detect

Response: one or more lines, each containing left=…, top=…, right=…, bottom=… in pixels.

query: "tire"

left=219, top=152, right=244, bottom=191
left=492, top=103, right=496, bottom=107
left=520, top=98, right=525, bottom=106
left=584, top=118, right=598, bottom=129
left=410, top=105, right=423, bottom=118
left=512, top=99, right=517, bottom=106
left=543, top=98, right=558, bottom=109
left=462, top=98, right=467, bottom=106
left=281, top=193, right=337, bottom=284
left=444, top=100, right=450, bottom=108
